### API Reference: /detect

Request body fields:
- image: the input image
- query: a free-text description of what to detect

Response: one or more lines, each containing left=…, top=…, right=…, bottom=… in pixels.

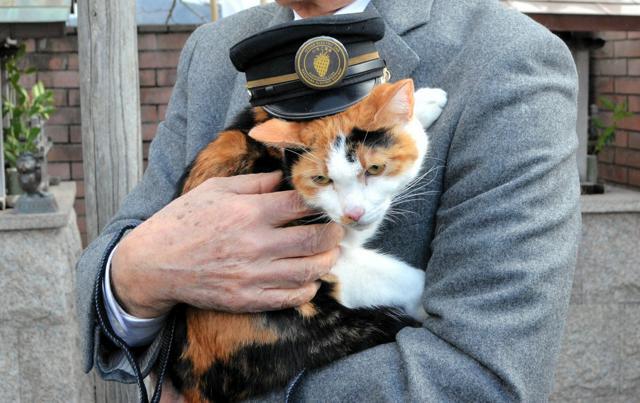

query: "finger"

left=257, top=190, right=316, bottom=225
left=266, top=223, right=344, bottom=259
left=222, top=172, right=283, bottom=195
left=254, top=248, right=339, bottom=289
left=251, top=282, right=321, bottom=311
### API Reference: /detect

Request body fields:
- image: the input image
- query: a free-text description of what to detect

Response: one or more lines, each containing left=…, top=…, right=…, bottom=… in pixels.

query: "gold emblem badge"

left=295, top=36, right=348, bottom=90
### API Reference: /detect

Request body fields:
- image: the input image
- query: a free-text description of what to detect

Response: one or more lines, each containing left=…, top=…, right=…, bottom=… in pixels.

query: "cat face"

left=250, top=79, right=428, bottom=231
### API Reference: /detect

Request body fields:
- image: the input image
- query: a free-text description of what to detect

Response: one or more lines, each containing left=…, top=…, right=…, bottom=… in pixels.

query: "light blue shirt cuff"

left=103, top=245, right=167, bottom=347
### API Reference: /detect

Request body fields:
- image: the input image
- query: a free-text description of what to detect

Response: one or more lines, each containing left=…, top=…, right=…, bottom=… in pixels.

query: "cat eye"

left=366, top=164, right=386, bottom=176
left=312, top=175, right=332, bottom=185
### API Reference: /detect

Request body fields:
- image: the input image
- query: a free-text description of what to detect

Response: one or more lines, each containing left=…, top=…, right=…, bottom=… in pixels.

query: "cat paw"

left=414, top=87, right=447, bottom=129
left=408, top=305, right=428, bottom=323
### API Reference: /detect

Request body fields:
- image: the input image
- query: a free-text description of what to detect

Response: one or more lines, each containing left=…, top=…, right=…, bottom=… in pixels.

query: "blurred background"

left=0, top=1, right=639, bottom=402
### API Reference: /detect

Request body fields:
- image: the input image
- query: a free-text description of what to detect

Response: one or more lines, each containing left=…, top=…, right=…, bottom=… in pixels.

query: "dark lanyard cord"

left=93, top=226, right=176, bottom=403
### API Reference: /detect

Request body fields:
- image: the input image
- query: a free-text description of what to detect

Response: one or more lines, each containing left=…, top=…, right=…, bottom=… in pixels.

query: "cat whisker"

left=286, top=148, right=322, bottom=165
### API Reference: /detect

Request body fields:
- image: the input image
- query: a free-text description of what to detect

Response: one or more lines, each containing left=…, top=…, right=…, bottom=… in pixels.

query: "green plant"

left=2, top=44, right=55, bottom=168
left=590, top=97, right=633, bottom=155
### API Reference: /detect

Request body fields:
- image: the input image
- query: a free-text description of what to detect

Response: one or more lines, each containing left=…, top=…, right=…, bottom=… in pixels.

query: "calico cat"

left=167, top=79, right=447, bottom=402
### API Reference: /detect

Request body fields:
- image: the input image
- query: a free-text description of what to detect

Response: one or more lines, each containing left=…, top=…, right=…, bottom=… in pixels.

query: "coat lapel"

left=369, top=0, right=434, bottom=81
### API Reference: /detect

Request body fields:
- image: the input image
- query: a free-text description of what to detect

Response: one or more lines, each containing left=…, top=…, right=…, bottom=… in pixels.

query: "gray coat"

left=76, top=0, right=581, bottom=401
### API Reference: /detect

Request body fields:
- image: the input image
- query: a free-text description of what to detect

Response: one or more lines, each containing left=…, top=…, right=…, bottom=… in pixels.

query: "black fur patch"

left=349, top=127, right=393, bottom=148
left=169, top=282, right=419, bottom=402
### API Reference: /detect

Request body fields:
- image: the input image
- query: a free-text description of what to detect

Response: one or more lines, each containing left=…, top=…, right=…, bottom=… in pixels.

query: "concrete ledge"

left=581, top=185, right=640, bottom=214
left=0, top=181, right=76, bottom=231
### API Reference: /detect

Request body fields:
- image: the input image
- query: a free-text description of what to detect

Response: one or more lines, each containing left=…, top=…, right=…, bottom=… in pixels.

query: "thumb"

left=225, top=171, right=283, bottom=195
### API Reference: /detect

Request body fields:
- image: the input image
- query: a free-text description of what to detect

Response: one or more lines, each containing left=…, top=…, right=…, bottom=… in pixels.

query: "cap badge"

left=295, top=36, right=349, bottom=90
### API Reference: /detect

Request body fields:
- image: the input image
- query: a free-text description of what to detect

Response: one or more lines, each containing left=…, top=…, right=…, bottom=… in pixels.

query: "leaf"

left=599, top=96, right=615, bottom=111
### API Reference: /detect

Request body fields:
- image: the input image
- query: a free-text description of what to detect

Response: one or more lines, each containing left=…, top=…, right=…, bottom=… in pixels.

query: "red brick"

left=23, top=39, right=36, bottom=52
left=77, top=215, right=86, bottom=233
left=47, top=162, right=71, bottom=180
left=24, top=53, right=68, bottom=71
left=156, top=33, right=190, bottom=50
left=597, top=95, right=627, bottom=109
left=615, top=148, right=640, bottom=168
left=140, top=87, right=173, bottom=105
left=138, top=51, right=181, bottom=69
left=37, top=36, right=78, bottom=53
left=37, top=71, right=79, bottom=88
left=593, top=59, right=626, bottom=76
left=51, top=89, right=67, bottom=106
left=617, top=114, right=640, bottom=131
left=630, top=168, right=640, bottom=187
left=593, top=41, right=614, bottom=59
left=158, top=105, right=168, bottom=120
left=142, top=123, right=158, bottom=140
left=598, top=147, right=615, bottom=163
left=75, top=180, right=84, bottom=197
left=628, top=59, right=640, bottom=76
left=141, top=106, right=158, bottom=123
left=69, top=125, right=82, bottom=143
left=143, top=142, right=151, bottom=159
left=615, top=77, right=640, bottom=95
left=71, top=162, right=84, bottom=179
left=615, top=131, right=628, bottom=147
left=49, top=144, right=83, bottom=162
left=628, top=96, right=640, bottom=112
left=597, top=31, right=627, bottom=41
left=598, top=163, right=628, bottom=183
left=74, top=199, right=86, bottom=215
left=67, top=54, right=79, bottom=70
left=614, top=40, right=640, bottom=57
left=139, top=69, right=156, bottom=87
left=19, top=73, right=36, bottom=88
left=629, top=132, right=640, bottom=149
left=48, top=107, right=81, bottom=125
left=68, top=89, right=81, bottom=106
left=138, top=34, right=158, bottom=50
left=156, top=69, right=177, bottom=86
left=596, top=77, right=614, bottom=93
left=44, top=125, right=69, bottom=143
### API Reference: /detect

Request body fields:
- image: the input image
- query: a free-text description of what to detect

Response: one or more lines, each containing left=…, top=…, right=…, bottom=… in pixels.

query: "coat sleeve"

left=75, top=24, right=206, bottom=382
left=261, top=28, right=581, bottom=403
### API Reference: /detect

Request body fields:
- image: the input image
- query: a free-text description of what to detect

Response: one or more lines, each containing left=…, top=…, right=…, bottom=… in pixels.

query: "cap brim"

left=263, top=79, right=377, bottom=121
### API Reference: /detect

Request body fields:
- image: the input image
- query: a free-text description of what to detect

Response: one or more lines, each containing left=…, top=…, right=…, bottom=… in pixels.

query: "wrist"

left=110, top=232, right=174, bottom=318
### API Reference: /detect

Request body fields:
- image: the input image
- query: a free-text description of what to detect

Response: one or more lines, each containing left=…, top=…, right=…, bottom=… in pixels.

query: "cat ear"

left=373, top=79, right=415, bottom=126
left=248, top=119, right=305, bottom=148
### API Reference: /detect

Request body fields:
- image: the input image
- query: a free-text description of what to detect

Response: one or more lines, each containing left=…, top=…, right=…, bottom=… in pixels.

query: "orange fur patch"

left=253, top=107, right=270, bottom=124
left=182, top=130, right=251, bottom=193
left=182, top=387, right=207, bottom=403
left=296, top=302, right=318, bottom=318
left=183, top=309, right=279, bottom=375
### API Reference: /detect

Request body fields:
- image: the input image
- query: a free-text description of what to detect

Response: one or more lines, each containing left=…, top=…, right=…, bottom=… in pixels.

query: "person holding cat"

left=77, top=0, right=581, bottom=402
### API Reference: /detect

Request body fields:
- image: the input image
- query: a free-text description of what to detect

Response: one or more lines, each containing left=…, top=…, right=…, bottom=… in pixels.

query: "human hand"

left=110, top=172, right=343, bottom=318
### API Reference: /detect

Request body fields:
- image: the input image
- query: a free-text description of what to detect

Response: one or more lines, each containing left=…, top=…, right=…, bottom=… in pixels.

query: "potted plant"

left=585, top=97, right=633, bottom=193
left=2, top=44, right=55, bottom=201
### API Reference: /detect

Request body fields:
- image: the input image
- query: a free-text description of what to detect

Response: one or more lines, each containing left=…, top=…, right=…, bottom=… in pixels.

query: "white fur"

left=310, top=87, right=447, bottom=321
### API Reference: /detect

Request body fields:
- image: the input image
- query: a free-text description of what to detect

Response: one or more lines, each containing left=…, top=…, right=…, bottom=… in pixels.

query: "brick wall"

left=19, top=25, right=196, bottom=245
left=592, top=31, right=640, bottom=189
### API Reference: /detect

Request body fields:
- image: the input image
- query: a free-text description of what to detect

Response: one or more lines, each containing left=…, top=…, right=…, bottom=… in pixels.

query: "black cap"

left=230, top=12, right=387, bottom=121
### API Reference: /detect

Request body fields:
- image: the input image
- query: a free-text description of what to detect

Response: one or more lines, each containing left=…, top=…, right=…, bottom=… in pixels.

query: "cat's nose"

left=343, top=207, right=365, bottom=223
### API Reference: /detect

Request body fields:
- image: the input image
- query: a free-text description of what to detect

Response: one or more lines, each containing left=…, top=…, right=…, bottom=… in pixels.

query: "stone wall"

left=592, top=31, right=640, bottom=189
left=550, top=187, right=640, bottom=402
left=0, top=183, right=92, bottom=402
left=18, top=25, right=196, bottom=246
